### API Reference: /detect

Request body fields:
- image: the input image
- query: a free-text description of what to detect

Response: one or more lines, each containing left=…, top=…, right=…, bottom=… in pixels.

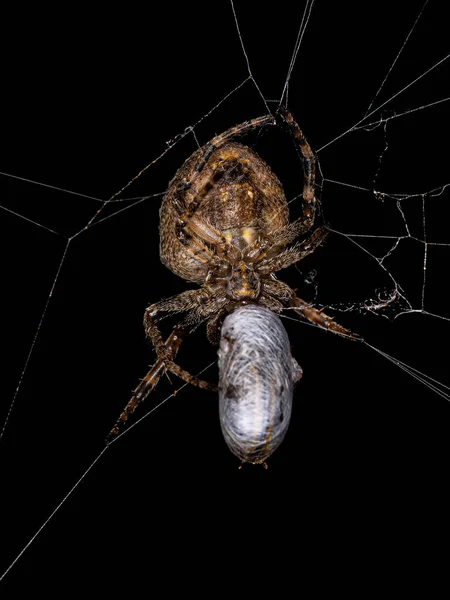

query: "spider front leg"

left=267, top=108, right=317, bottom=249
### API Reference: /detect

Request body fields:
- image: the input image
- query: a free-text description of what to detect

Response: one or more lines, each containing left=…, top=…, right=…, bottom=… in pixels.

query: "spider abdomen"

left=160, top=141, right=289, bottom=283
left=218, top=305, right=302, bottom=464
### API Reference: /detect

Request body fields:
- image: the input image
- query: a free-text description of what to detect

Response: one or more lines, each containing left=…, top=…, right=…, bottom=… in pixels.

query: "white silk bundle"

left=218, top=305, right=302, bottom=464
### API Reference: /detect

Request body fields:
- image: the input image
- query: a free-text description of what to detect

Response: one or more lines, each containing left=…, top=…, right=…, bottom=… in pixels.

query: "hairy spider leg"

left=256, top=226, right=328, bottom=274
left=106, top=329, right=184, bottom=441
left=263, top=279, right=359, bottom=339
left=108, top=288, right=225, bottom=438
left=143, top=290, right=221, bottom=392
left=244, top=108, right=318, bottom=255
left=291, top=297, right=360, bottom=339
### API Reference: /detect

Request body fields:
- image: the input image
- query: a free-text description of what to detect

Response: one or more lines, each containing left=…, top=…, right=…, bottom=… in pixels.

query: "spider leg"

left=290, top=296, right=360, bottom=340
left=144, top=291, right=219, bottom=391
left=171, top=168, right=228, bottom=265
left=278, top=108, right=316, bottom=226
left=176, top=216, right=226, bottom=264
left=258, top=108, right=317, bottom=250
left=108, top=289, right=223, bottom=440
left=257, top=226, right=328, bottom=274
left=106, top=329, right=184, bottom=441
left=209, top=114, right=276, bottom=148
left=263, top=278, right=360, bottom=340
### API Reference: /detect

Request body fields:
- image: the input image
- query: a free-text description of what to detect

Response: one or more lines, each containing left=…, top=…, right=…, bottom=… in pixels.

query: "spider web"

left=1, top=0, right=449, bottom=588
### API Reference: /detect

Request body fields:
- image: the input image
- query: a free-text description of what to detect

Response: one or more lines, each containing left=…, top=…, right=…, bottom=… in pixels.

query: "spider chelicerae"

left=108, top=108, right=357, bottom=441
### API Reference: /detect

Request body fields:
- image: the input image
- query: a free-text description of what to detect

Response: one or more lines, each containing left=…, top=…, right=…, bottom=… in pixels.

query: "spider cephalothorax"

left=109, top=109, right=356, bottom=438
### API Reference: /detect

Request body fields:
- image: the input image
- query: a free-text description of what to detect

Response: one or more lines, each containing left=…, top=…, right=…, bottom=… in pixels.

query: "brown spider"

left=108, top=108, right=356, bottom=440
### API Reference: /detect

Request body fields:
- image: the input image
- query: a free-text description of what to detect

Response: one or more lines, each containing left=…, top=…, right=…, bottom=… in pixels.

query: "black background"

left=1, top=1, right=449, bottom=591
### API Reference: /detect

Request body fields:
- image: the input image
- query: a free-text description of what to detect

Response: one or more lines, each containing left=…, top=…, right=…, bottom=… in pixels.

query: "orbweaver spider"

left=108, top=108, right=357, bottom=460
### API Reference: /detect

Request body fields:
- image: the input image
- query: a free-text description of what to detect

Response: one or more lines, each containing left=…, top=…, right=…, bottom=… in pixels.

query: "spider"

left=108, top=108, right=357, bottom=441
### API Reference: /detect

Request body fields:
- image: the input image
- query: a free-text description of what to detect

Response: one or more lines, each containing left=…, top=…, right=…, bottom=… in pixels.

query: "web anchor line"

left=0, top=358, right=215, bottom=582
